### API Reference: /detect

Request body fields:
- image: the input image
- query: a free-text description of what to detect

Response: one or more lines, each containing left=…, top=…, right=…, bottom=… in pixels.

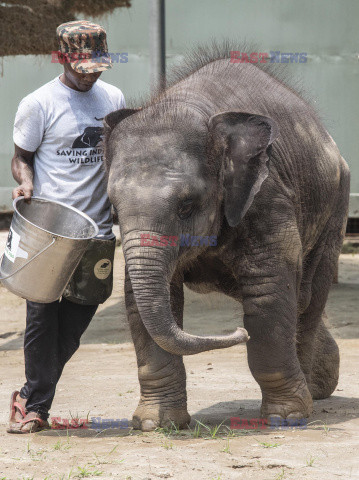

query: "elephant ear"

left=103, top=108, right=141, bottom=135
left=103, top=108, right=141, bottom=170
left=208, top=112, right=278, bottom=227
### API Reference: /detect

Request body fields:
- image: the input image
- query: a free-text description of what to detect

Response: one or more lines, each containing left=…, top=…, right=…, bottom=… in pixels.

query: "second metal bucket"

left=0, top=197, right=99, bottom=303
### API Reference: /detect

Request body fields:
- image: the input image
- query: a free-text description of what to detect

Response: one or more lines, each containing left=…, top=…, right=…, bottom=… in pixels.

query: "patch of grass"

left=223, top=425, right=249, bottom=437
left=306, top=455, right=316, bottom=467
left=188, top=420, right=252, bottom=439
left=195, top=420, right=225, bottom=439
left=26, top=439, right=47, bottom=461
left=66, top=410, right=90, bottom=429
left=341, top=243, right=359, bottom=254
left=155, top=418, right=254, bottom=440
left=274, top=468, right=286, bottom=480
left=155, top=421, right=183, bottom=437
left=189, top=422, right=202, bottom=438
left=93, top=445, right=124, bottom=466
left=160, top=439, right=173, bottom=450
left=53, top=439, right=71, bottom=451
left=73, top=465, right=104, bottom=478
left=307, top=420, right=330, bottom=434
left=323, top=423, right=330, bottom=434
left=56, top=472, right=75, bottom=480
left=257, top=440, right=280, bottom=448
left=221, top=438, right=231, bottom=454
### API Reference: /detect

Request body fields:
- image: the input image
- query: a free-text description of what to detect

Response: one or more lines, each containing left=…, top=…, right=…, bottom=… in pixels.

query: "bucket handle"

left=0, top=237, right=56, bottom=281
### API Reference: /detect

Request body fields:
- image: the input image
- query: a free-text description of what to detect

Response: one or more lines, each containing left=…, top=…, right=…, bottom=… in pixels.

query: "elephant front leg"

left=242, top=267, right=313, bottom=424
left=125, top=268, right=190, bottom=431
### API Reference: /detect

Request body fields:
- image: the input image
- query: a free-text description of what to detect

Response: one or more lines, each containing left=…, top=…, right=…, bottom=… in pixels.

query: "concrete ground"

left=0, top=230, right=358, bottom=480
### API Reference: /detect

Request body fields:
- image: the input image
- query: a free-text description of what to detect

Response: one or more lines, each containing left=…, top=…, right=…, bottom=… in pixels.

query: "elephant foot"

left=308, top=358, right=339, bottom=400
left=309, top=327, right=340, bottom=400
left=259, top=373, right=313, bottom=424
left=132, top=402, right=191, bottom=432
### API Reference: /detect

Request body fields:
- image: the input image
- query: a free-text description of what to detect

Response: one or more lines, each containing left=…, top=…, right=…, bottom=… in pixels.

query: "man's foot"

left=7, top=411, right=50, bottom=434
left=8, top=391, right=27, bottom=431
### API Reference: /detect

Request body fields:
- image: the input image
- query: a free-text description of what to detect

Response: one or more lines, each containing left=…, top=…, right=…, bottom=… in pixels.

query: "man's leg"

left=57, top=297, right=98, bottom=379
left=20, top=300, right=60, bottom=418
left=9, top=298, right=97, bottom=433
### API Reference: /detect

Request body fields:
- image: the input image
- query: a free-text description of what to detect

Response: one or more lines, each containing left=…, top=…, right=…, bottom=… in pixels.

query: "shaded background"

left=0, top=0, right=358, bottom=216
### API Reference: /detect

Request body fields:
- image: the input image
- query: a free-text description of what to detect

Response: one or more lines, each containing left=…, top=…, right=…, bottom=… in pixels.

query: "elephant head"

left=104, top=106, right=278, bottom=356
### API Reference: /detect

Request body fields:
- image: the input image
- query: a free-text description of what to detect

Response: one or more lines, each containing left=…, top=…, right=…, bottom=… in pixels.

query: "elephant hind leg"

left=298, top=278, right=340, bottom=400
left=297, top=311, right=339, bottom=401
left=298, top=163, right=348, bottom=399
left=309, top=314, right=339, bottom=399
left=297, top=222, right=345, bottom=400
left=297, top=234, right=343, bottom=398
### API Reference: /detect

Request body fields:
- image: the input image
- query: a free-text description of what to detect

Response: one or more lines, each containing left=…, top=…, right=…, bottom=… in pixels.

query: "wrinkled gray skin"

left=104, top=46, right=350, bottom=431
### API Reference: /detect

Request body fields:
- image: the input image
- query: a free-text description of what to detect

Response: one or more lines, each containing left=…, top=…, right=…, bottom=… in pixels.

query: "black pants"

left=20, top=298, right=98, bottom=420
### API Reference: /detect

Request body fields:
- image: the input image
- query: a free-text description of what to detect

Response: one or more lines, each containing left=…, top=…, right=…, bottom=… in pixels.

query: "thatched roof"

left=0, top=0, right=131, bottom=56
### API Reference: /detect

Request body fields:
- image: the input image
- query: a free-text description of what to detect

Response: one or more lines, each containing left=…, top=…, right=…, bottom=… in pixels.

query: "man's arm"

left=11, top=144, right=35, bottom=201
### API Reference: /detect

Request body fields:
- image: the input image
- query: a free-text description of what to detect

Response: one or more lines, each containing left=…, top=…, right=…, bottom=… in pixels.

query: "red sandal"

left=8, top=411, right=50, bottom=434
left=7, top=390, right=27, bottom=433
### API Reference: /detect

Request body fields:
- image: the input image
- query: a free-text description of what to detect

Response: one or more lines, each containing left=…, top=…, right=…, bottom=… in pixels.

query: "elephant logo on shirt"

left=72, top=127, right=103, bottom=148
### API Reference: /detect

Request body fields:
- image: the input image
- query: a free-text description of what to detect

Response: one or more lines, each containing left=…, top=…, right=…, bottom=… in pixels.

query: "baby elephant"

left=104, top=44, right=349, bottom=431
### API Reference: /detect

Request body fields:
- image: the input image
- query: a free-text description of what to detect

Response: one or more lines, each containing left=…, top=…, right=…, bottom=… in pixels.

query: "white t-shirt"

left=13, top=76, right=125, bottom=239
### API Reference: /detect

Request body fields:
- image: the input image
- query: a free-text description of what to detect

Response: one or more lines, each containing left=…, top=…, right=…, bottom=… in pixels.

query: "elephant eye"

left=178, top=199, right=194, bottom=220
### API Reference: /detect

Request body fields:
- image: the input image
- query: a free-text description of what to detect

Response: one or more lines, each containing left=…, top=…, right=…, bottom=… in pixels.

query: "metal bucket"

left=0, top=196, right=99, bottom=303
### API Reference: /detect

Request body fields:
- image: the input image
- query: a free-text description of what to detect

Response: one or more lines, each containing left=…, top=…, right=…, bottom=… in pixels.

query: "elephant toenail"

left=141, top=419, right=157, bottom=431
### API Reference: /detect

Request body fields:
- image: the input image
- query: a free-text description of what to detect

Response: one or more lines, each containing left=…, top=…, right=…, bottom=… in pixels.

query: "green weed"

left=161, top=439, right=173, bottom=450
left=73, top=465, right=103, bottom=478
left=195, top=419, right=225, bottom=439
left=221, top=438, right=231, bottom=454
left=306, top=455, right=316, bottom=467
left=53, top=439, right=71, bottom=451
left=190, top=422, right=202, bottom=438
left=155, top=421, right=183, bottom=437
left=93, top=444, right=123, bottom=465
left=307, top=420, right=330, bottom=434
left=257, top=440, right=280, bottom=448
left=274, top=468, right=286, bottom=479
left=26, top=439, right=47, bottom=460
left=223, top=425, right=249, bottom=437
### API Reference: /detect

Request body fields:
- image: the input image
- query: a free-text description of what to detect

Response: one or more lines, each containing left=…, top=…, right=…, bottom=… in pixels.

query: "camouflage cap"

left=56, top=20, right=112, bottom=73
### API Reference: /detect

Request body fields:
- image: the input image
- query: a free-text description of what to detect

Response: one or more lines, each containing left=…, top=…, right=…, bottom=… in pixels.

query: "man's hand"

left=12, top=182, right=33, bottom=201
left=11, top=144, right=35, bottom=203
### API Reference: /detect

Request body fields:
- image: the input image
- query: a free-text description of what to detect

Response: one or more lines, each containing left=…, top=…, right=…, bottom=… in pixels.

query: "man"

left=8, top=20, right=125, bottom=433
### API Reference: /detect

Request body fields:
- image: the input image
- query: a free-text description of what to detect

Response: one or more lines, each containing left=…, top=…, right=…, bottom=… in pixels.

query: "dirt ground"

left=0, top=229, right=358, bottom=480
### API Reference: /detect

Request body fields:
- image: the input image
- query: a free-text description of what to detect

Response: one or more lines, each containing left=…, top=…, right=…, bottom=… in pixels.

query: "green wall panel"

left=0, top=0, right=357, bottom=214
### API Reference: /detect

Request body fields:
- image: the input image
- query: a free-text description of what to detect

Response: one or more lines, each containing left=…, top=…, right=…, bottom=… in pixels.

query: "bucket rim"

left=13, top=196, right=99, bottom=241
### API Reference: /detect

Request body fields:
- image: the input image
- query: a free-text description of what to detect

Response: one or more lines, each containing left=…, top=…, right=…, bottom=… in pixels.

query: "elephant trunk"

left=123, top=231, right=249, bottom=356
